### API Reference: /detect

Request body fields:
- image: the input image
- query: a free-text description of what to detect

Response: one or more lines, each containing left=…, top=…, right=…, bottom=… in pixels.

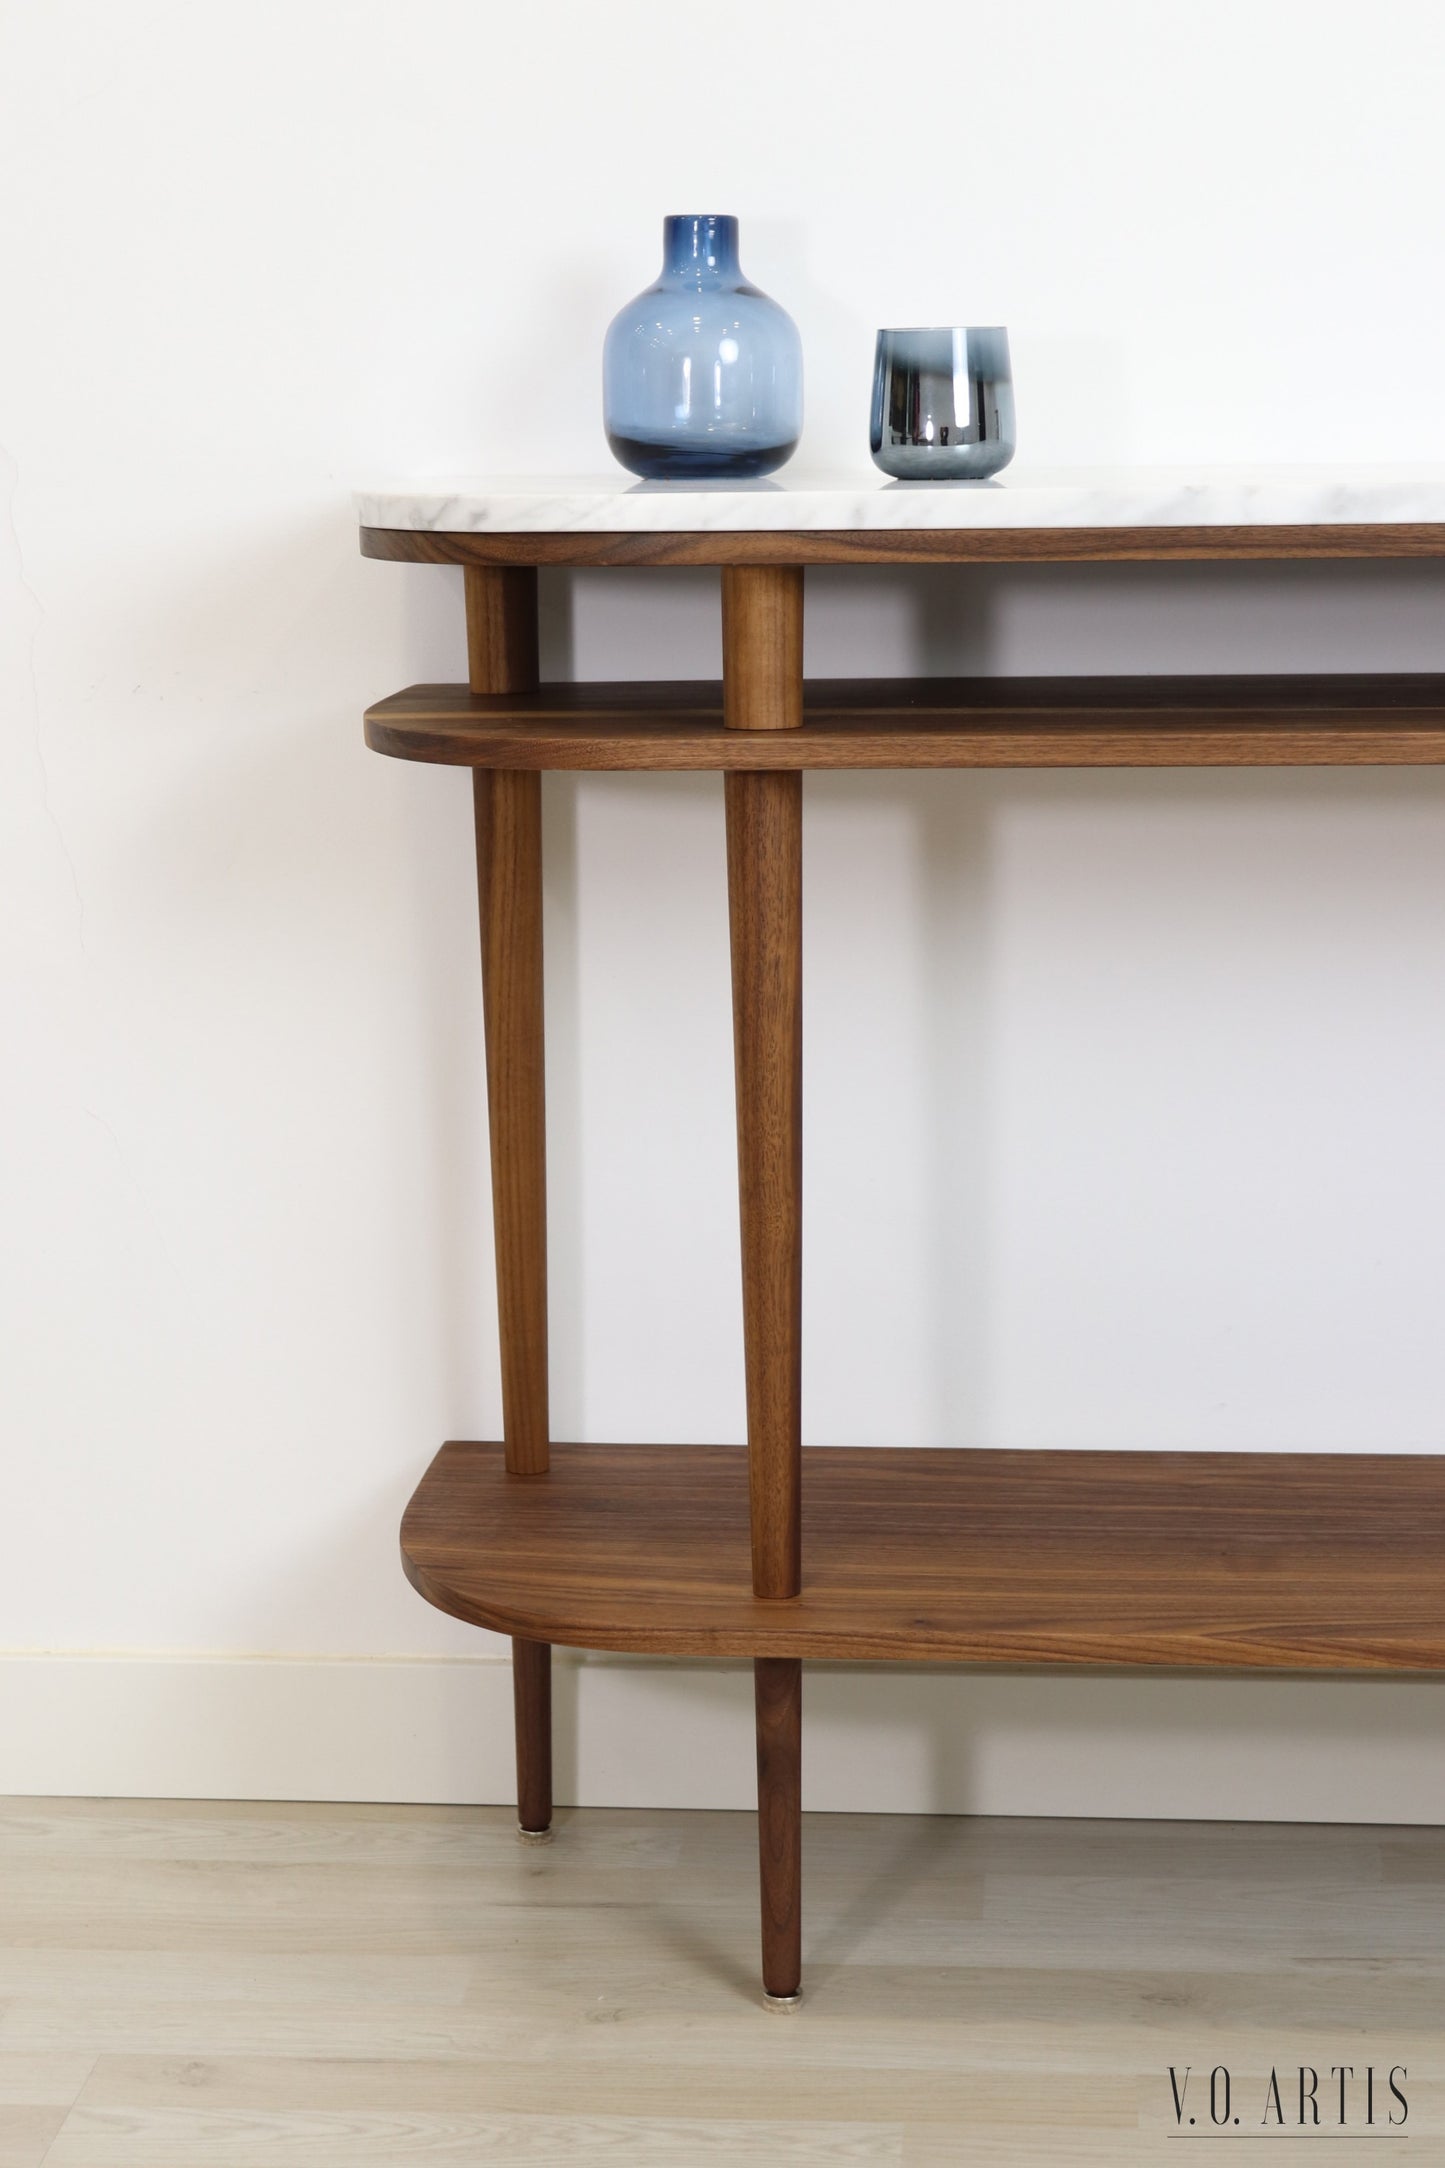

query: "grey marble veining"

left=355, top=466, right=1445, bottom=535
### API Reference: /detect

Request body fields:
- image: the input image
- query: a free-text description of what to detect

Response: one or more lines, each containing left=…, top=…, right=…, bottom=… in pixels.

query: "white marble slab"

left=355, top=466, right=1445, bottom=535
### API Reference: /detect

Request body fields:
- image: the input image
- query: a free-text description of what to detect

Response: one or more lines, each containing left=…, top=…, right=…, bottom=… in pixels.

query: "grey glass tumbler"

left=870, top=327, right=1015, bottom=480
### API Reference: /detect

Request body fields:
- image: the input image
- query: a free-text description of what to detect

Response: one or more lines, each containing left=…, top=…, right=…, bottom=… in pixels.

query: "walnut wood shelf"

left=402, top=1441, right=1445, bottom=1672
left=367, top=675, right=1445, bottom=769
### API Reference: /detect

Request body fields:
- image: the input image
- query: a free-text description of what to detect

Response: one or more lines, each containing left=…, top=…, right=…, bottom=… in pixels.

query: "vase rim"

left=659, top=214, right=742, bottom=280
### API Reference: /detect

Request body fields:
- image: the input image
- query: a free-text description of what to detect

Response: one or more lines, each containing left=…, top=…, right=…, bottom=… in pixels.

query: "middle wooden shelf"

left=366, top=675, right=1445, bottom=770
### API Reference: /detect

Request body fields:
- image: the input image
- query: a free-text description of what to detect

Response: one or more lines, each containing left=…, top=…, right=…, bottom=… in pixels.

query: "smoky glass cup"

left=870, top=326, right=1015, bottom=480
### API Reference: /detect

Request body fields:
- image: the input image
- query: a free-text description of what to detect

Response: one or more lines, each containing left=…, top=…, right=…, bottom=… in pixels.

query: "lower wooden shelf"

left=400, top=1441, right=1445, bottom=1670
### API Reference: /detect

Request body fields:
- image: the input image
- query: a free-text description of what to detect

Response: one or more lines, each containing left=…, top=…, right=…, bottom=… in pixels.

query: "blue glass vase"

left=603, top=216, right=803, bottom=481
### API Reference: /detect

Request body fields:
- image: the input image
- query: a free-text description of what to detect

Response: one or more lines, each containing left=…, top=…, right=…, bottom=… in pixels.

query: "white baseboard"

left=2, top=1651, right=1442, bottom=1820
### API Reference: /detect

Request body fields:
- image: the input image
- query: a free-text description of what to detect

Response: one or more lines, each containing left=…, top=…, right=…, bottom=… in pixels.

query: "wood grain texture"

left=719, top=563, right=801, bottom=1612
left=511, top=1638, right=552, bottom=1836
left=720, top=565, right=805, bottom=1607
left=463, top=566, right=539, bottom=695
left=366, top=674, right=1445, bottom=768
left=723, top=568, right=804, bottom=1604
left=473, top=767, right=548, bottom=1474
left=721, top=567, right=804, bottom=732
left=362, top=522, right=1445, bottom=567
left=470, top=576, right=548, bottom=1474
left=754, top=1658, right=802, bottom=2000
left=400, top=1441, right=1445, bottom=1668
left=0, top=2103, right=67, bottom=2164
left=471, top=772, right=548, bottom=1473
left=725, top=773, right=803, bottom=1601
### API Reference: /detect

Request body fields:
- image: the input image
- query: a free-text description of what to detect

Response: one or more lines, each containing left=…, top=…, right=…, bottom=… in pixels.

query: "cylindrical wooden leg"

left=721, top=565, right=804, bottom=1605
left=722, top=566, right=804, bottom=734
left=755, top=1656, right=802, bottom=2002
left=513, top=1637, right=553, bottom=1839
left=726, top=770, right=803, bottom=1599
left=474, top=766, right=549, bottom=1476
left=467, top=565, right=553, bottom=1840
left=723, top=566, right=805, bottom=1998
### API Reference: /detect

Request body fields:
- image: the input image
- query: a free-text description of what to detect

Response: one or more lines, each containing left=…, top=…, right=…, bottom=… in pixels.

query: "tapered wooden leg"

left=722, top=567, right=805, bottom=1602
left=722, top=566, right=806, bottom=2001
left=467, top=565, right=553, bottom=1839
left=473, top=766, right=549, bottom=1477
left=726, top=769, right=803, bottom=1599
left=755, top=1656, right=802, bottom=2001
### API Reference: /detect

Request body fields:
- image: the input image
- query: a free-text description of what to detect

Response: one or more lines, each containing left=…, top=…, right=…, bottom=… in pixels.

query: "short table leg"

left=755, top=1655, right=802, bottom=2002
left=513, top=1637, right=553, bottom=1840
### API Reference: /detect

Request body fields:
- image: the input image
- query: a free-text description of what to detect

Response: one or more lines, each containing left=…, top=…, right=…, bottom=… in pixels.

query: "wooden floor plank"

left=4, top=1802, right=1442, bottom=2165
left=0, top=2105, right=69, bottom=2168
left=0, top=2059, right=93, bottom=2108
left=73, top=2055, right=1135, bottom=2124
left=44, top=2106, right=903, bottom=2164
left=0, top=1800, right=679, bottom=1869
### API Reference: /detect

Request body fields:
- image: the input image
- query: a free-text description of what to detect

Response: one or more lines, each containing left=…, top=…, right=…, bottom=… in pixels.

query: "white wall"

left=5, top=0, right=1445, bottom=1812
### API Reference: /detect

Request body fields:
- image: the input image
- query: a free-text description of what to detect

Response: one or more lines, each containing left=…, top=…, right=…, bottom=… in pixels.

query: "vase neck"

left=660, top=215, right=740, bottom=287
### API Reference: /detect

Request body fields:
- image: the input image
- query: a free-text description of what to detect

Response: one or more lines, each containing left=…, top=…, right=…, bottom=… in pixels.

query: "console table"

left=358, top=469, right=1445, bottom=2005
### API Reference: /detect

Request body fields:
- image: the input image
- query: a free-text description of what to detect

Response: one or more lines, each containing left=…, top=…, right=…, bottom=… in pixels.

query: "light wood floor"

left=0, top=1801, right=1439, bottom=2165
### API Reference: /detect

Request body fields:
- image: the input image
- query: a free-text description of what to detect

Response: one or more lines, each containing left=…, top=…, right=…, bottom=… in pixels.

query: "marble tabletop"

left=356, top=467, right=1445, bottom=536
